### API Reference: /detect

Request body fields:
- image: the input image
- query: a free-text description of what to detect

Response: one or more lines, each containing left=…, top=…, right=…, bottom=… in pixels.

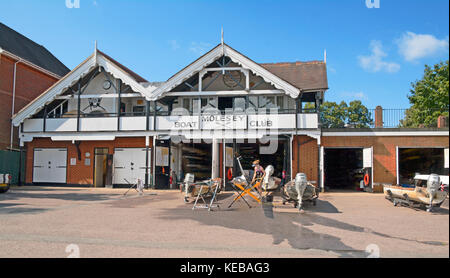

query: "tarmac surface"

left=0, top=186, right=448, bottom=258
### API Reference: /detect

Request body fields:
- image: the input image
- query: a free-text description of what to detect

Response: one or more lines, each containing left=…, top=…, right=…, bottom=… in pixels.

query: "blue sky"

left=1, top=0, right=448, bottom=108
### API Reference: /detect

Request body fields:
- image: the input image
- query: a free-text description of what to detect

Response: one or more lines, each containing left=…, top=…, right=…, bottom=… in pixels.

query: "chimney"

left=374, top=106, right=383, bottom=128
left=437, top=115, right=449, bottom=128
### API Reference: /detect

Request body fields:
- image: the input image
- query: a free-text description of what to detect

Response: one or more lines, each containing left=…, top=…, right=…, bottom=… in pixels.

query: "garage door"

left=113, top=148, right=150, bottom=185
left=397, top=147, right=448, bottom=185
left=33, top=148, right=67, bottom=183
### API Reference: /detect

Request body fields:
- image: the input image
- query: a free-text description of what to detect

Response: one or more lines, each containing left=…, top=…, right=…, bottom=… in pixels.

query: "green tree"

left=347, top=100, right=373, bottom=128
left=320, top=101, right=348, bottom=128
left=320, top=100, right=372, bottom=128
left=401, top=60, right=449, bottom=127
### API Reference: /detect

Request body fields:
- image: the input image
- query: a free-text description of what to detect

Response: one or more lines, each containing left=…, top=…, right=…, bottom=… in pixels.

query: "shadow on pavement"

left=0, top=202, right=48, bottom=215
left=160, top=192, right=448, bottom=257
left=159, top=195, right=368, bottom=257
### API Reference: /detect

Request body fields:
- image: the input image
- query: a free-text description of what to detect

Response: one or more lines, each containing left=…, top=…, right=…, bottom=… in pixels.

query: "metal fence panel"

left=0, top=150, right=24, bottom=185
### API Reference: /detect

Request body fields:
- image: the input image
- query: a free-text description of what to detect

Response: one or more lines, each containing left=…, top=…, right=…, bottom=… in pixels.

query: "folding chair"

left=192, top=178, right=222, bottom=211
left=228, top=177, right=263, bottom=208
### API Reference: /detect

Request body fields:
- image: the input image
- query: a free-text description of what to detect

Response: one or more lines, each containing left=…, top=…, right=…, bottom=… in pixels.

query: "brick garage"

left=24, top=137, right=152, bottom=185
left=321, top=135, right=449, bottom=186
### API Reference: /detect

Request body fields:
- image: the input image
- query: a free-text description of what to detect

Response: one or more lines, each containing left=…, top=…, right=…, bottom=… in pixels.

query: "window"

left=258, top=96, right=277, bottom=109
left=183, top=99, right=190, bottom=111
left=248, top=96, right=258, bottom=110
left=156, top=101, right=169, bottom=115
left=132, top=106, right=145, bottom=116
left=301, top=102, right=316, bottom=113
left=233, top=97, right=246, bottom=113
left=287, top=97, right=296, bottom=111
left=276, top=96, right=284, bottom=110
left=201, top=97, right=218, bottom=113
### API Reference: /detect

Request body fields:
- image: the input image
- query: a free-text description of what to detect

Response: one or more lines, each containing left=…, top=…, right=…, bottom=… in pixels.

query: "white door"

left=320, top=146, right=324, bottom=191
left=445, top=148, right=449, bottom=169
left=363, top=147, right=373, bottom=186
left=363, top=147, right=373, bottom=168
left=33, top=148, right=67, bottom=183
left=113, top=148, right=150, bottom=184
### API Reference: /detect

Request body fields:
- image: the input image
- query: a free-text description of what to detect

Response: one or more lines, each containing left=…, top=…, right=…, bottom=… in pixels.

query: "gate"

left=0, top=150, right=25, bottom=185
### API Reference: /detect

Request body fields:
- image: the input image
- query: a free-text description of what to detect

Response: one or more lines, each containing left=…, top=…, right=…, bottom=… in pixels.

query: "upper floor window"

left=248, top=95, right=295, bottom=113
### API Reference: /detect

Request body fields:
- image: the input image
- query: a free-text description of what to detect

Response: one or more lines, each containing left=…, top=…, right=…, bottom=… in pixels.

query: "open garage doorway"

left=324, top=148, right=369, bottom=191
left=397, top=147, right=449, bottom=185
left=179, top=142, right=212, bottom=181
left=235, top=136, right=291, bottom=181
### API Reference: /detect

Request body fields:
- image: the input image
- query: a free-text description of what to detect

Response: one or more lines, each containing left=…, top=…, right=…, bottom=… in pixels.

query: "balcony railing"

left=320, top=107, right=449, bottom=129
left=23, top=106, right=448, bottom=133
left=22, top=112, right=319, bottom=132
left=368, top=108, right=449, bottom=128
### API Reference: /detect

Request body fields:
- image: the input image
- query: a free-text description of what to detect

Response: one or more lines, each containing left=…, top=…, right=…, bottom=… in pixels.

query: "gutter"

left=10, top=58, right=21, bottom=150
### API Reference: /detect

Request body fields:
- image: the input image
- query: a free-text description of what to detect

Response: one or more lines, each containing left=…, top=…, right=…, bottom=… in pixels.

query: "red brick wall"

left=25, top=137, right=152, bottom=185
left=292, top=135, right=448, bottom=187
left=321, top=135, right=449, bottom=185
left=0, top=55, right=60, bottom=149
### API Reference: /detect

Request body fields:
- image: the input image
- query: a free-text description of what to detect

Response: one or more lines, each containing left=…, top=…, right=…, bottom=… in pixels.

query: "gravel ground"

left=0, top=186, right=448, bottom=258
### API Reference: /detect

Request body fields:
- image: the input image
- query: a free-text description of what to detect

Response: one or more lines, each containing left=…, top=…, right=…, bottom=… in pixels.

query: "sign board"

left=70, top=158, right=77, bottom=166
left=248, top=114, right=296, bottom=129
left=225, top=147, right=234, bottom=167
left=157, top=114, right=298, bottom=130
left=157, top=116, right=199, bottom=130
left=155, top=147, right=169, bottom=166
left=201, top=114, right=247, bottom=130
left=363, top=147, right=373, bottom=168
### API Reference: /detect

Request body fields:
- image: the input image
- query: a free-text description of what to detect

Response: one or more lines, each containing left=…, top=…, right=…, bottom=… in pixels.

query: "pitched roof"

left=0, top=22, right=70, bottom=77
left=260, top=61, right=328, bottom=91
left=97, top=50, right=148, bottom=83
left=12, top=50, right=153, bottom=126
left=151, top=43, right=301, bottom=99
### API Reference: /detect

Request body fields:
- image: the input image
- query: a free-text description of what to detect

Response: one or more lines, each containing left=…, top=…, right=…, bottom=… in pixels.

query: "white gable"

left=149, top=44, right=301, bottom=100
left=12, top=51, right=153, bottom=126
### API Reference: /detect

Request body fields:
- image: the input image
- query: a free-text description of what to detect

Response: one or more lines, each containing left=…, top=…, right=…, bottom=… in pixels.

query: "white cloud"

left=168, top=40, right=180, bottom=50
left=397, top=32, right=449, bottom=62
left=358, top=40, right=400, bottom=73
left=341, top=91, right=368, bottom=101
left=189, top=42, right=213, bottom=55
left=327, top=65, right=337, bottom=74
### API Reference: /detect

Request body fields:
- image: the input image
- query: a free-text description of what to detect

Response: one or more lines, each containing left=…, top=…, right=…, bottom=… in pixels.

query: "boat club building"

left=11, top=43, right=449, bottom=191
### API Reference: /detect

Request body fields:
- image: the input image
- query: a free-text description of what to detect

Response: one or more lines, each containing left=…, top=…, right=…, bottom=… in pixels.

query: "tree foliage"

left=401, top=60, right=449, bottom=127
left=320, top=100, right=372, bottom=128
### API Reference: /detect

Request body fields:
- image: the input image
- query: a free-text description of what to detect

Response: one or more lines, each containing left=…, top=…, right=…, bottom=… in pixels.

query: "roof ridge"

left=0, top=22, right=54, bottom=58
left=97, top=49, right=148, bottom=83
left=0, top=22, right=70, bottom=76
left=260, top=60, right=325, bottom=65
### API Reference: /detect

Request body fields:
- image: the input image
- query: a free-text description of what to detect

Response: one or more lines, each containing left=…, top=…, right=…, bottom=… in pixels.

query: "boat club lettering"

left=174, top=121, right=198, bottom=129
left=249, top=119, right=273, bottom=128
left=201, top=115, right=246, bottom=123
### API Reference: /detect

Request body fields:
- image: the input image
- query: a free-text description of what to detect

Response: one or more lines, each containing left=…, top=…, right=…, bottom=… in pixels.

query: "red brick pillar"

left=374, top=106, right=383, bottom=128
left=437, top=115, right=448, bottom=128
